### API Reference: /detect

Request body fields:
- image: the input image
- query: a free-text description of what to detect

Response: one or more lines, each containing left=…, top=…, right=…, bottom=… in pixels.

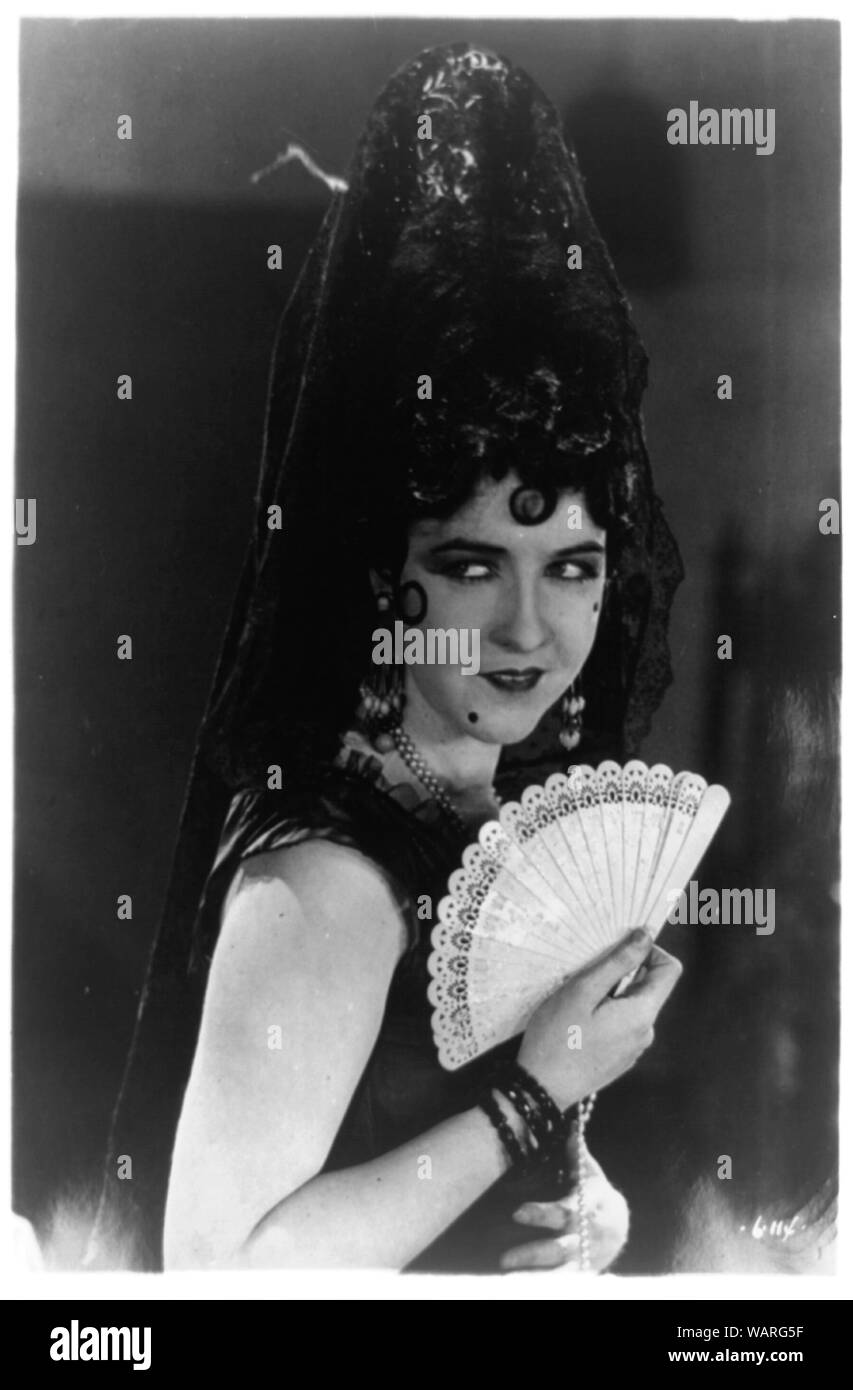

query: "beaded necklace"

left=390, top=725, right=502, bottom=836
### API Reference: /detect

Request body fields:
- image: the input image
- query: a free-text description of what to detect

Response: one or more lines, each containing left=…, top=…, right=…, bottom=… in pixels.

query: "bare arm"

left=242, top=1101, right=514, bottom=1269
left=163, top=839, right=517, bottom=1270
left=164, top=841, right=678, bottom=1271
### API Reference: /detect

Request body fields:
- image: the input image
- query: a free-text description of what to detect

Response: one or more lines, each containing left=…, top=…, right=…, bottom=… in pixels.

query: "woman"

left=88, top=42, right=684, bottom=1274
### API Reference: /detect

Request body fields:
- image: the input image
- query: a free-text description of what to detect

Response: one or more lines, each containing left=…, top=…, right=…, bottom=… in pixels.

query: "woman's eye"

left=440, top=560, right=496, bottom=582
left=549, top=560, right=601, bottom=582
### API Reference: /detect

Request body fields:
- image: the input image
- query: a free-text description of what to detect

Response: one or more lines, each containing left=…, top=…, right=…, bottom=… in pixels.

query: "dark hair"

left=351, top=225, right=638, bottom=583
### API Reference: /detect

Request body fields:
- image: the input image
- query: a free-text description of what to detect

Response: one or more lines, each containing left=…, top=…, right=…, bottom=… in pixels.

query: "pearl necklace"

left=575, top=1094, right=597, bottom=1272
left=390, top=726, right=501, bottom=836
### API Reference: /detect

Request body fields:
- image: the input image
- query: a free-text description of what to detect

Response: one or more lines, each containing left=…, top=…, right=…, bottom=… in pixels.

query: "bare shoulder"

left=215, top=837, right=410, bottom=986
left=166, top=839, right=411, bottom=1265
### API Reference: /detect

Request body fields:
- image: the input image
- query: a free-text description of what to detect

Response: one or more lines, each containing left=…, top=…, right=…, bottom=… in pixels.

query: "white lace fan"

left=427, top=760, right=730, bottom=1070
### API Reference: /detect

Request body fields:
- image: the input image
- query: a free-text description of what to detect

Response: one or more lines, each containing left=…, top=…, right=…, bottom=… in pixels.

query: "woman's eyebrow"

left=426, top=538, right=505, bottom=556
left=550, top=542, right=606, bottom=559
left=426, top=537, right=606, bottom=558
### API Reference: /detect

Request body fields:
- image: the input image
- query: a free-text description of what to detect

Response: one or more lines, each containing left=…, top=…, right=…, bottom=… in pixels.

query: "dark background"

left=15, top=17, right=840, bottom=1270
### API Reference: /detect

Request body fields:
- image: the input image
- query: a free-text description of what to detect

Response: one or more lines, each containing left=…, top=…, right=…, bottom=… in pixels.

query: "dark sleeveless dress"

left=194, top=735, right=568, bottom=1273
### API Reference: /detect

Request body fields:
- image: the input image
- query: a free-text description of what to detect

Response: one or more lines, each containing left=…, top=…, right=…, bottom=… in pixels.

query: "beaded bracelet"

left=496, top=1082, right=543, bottom=1157
left=510, top=1063, right=565, bottom=1133
left=478, top=1089, right=528, bottom=1169
left=492, top=1063, right=566, bottom=1154
left=495, top=1081, right=553, bottom=1168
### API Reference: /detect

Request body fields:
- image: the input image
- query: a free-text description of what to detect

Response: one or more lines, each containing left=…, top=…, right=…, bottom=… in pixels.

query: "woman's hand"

left=500, top=1146, right=629, bottom=1274
left=517, top=931, right=682, bottom=1110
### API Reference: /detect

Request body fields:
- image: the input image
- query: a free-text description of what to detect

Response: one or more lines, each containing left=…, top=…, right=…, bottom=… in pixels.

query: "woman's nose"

left=491, top=581, right=551, bottom=654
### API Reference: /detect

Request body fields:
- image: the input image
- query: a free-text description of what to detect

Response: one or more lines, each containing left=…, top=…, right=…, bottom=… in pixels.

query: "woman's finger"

left=512, top=1201, right=572, bottom=1232
left=500, top=1237, right=575, bottom=1272
left=610, top=943, right=682, bottom=1011
left=579, top=929, right=652, bottom=1005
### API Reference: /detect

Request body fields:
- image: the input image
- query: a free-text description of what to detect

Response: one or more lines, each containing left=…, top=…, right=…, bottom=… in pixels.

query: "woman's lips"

left=480, top=669, right=544, bottom=694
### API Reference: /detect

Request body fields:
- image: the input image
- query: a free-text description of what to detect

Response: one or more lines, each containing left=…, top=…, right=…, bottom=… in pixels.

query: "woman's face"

left=395, top=472, right=607, bottom=746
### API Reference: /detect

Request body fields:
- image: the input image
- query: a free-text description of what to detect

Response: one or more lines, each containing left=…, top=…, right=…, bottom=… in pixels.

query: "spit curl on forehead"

left=508, top=485, right=558, bottom=526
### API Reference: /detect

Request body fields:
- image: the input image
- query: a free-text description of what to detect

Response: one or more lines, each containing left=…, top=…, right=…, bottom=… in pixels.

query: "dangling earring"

left=559, top=679, right=586, bottom=753
left=357, top=590, right=404, bottom=753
